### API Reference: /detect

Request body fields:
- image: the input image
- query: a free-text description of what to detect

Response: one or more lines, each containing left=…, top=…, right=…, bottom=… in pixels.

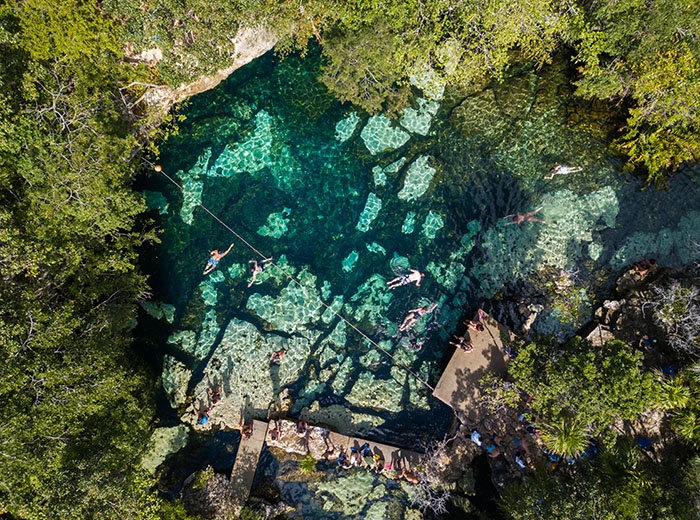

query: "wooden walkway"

left=228, top=418, right=424, bottom=511
left=432, top=310, right=515, bottom=421
left=229, top=419, right=268, bottom=512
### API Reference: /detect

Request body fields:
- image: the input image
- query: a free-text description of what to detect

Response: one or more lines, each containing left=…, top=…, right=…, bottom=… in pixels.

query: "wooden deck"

left=432, top=310, right=515, bottom=421
left=229, top=419, right=268, bottom=511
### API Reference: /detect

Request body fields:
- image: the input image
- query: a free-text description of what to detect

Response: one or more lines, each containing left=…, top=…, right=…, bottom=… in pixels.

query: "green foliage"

left=571, top=0, right=700, bottom=185
left=320, top=22, right=411, bottom=115
left=192, top=466, right=215, bottom=490
left=0, top=0, right=161, bottom=518
left=300, top=454, right=317, bottom=473
left=478, top=372, right=522, bottom=411
left=510, top=338, right=654, bottom=451
left=500, top=440, right=698, bottom=520
left=659, top=363, right=700, bottom=447
left=539, top=415, right=589, bottom=459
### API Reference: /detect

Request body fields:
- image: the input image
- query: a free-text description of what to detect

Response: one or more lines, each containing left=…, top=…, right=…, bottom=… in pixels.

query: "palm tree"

left=540, top=415, right=588, bottom=459
left=673, top=410, right=700, bottom=447
left=656, top=373, right=691, bottom=410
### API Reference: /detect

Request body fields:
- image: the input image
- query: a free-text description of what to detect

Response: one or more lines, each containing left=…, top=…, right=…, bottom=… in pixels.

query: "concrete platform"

left=432, top=310, right=514, bottom=420
left=229, top=419, right=268, bottom=510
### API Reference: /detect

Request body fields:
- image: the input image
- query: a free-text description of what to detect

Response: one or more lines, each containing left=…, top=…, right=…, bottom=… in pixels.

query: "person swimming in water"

left=203, top=244, right=234, bottom=275
left=545, top=164, right=583, bottom=179
left=399, top=303, right=437, bottom=332
left=270, top=348, right=287, bottom=363
left=248, top=257, right=273, bottom=287
left=386, top=269, right=424, bottom=290
left=504, top=207, right=545, bottom=226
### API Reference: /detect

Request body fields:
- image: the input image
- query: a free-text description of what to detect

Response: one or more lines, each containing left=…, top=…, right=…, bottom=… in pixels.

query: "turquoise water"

left=143, top=49, right=700, bottom=514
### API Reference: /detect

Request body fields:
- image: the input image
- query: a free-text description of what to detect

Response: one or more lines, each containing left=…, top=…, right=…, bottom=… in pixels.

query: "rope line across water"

left=151, top=164, right=435, bottom=392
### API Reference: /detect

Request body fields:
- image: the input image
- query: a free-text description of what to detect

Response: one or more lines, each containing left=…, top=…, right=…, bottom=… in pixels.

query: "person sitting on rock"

left=485, top=442, right=501, bottom=458
left=386, top=269, right=425, bottom=290
left=633, top=258, right=657, bottom=277
left=350, top=447, right=362, bottom=467
left=471, top=430, right=483, bottom=446
left=248, top=257, right=273, bottom=287
left=207, top=382, right=222, bottom=405
left=196, top=404, right=210, bottom=425
left=270, top=348, right=287, bottom=363
left=399, top=303, right=437, bottom=332
left=203, top=244, right=234, bottom=275
left=269, top=420, right=281, bottom=441
left=295, top=420, right=308, bottom=438
left=373, top=453, right=385, bottom=473
left=395, top=468, right=421, bottom=484
left=337, top=451, right=352, bottom=469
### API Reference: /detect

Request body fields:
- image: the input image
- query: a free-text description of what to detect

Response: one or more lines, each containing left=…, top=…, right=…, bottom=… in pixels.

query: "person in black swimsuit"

left=399, top=303, right=437, bottom=332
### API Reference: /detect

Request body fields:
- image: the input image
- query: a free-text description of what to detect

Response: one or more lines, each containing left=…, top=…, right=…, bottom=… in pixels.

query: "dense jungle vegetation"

left=0, top=0, right=698, bottom=518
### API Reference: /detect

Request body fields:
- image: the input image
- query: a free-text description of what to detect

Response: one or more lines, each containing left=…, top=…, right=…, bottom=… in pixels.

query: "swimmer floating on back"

left=203, top=243, right=234, bottom=275
left=386, top=269, right=424, bottom=290
left=399, top=303, right=437, bottom=332
left=545, top=164, right=583, bottom=179
left=248, top=257, right=273, bottom=287
left=504, top=207, right=545, bottom=226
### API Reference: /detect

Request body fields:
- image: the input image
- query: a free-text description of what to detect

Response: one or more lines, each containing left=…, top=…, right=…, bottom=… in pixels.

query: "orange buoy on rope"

left=154, top=164, right=162, bottom=172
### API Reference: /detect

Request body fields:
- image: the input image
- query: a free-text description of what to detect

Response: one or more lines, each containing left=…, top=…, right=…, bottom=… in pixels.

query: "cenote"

left=137, top=46, right=700, bottom=517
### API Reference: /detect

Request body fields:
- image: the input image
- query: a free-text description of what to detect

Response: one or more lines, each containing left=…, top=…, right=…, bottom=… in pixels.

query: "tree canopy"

left=0, top=1, right=166, bottom=517
left=510, top=338, right=654, bottom=454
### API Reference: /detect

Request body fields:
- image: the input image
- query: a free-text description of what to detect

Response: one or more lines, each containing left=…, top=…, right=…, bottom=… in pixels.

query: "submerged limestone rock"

left=361, top=115, right=410, bottom=155
left=257, top=208, right=292, bottom=238
left=401, top=97, right=440, bottom=135
left=471, top=187, right=620, bottom=297
left=366, top=242, right=386, bottom=255
left=186, top=318, right=317, bottom=430
left=342, top=250, right=359, bottom=272
left=356, top=193, right=383, bottom=232
left=610, top=210, right=700, bottom=269
left=176, top=149, right=211, bottom=225
left=298, top=402, right=384, bottom=436
left=335, top=111, right=360, bottom=142
left=402, top=212, right=416, bottom=234
left=247, top=271, right=323, bottom=333
left=141, top=425, right=189, bottom=473
left=211, top=110, right=275, bottom=177
left=348, top=274, right=393, bottom=323
left=162, top=355, right=191, bottom=408
left=345, top=372, right=407, bottom=413
left=139, top=300, right=176, bottom=323
left=421, top=211, right=445, bottom=239
left=398, top=155, right=436, bottom=202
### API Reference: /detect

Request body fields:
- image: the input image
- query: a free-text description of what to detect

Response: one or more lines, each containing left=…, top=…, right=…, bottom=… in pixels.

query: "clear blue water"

left=143, top=48, right=700, bottom=513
